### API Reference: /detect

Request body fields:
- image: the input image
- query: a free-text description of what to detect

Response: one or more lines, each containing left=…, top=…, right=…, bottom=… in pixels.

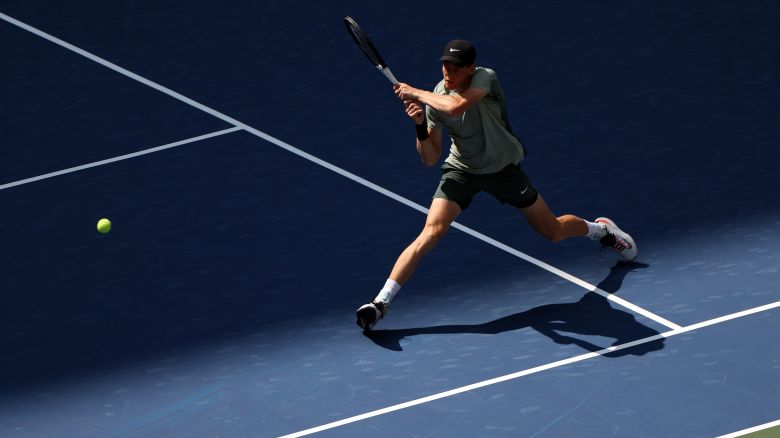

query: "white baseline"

left=281, top=299, right=780, bottom=437
left=717, top=418, right=780, bottom=438
left=0, top=12, right=680, bottom=331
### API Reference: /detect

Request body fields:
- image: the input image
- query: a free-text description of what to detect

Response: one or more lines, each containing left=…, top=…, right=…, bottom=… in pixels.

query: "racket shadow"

left=365, top=261, right=664, bottom=356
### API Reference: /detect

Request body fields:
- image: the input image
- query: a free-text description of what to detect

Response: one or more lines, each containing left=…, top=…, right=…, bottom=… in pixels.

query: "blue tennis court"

left=2, top=2, right=779, bottom=437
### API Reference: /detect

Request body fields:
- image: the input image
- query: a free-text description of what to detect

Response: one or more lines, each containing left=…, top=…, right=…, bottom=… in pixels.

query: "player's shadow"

left=365, top=261, right=664, bottom=356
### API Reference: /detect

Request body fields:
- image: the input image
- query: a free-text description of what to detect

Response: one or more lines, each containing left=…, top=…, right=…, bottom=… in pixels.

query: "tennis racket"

left=344, top=16, right=398, bottom=85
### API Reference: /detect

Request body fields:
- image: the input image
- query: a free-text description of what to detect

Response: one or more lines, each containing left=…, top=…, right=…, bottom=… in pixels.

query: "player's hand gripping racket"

left=344, top=16, right=398, bottom=85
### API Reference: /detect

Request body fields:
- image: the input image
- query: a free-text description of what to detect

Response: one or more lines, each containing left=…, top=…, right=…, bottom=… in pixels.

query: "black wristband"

left=415, top=120, right=429, bottom=141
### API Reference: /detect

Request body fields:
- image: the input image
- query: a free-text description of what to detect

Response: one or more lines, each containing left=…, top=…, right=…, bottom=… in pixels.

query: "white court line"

left=0, top=127, right=241, bottom=191
left=0, top=11, right=679, bottom=331
left=3, top=10, right=775, bottom=437
left=717, top=418, right=780, bottom=438
left=281, top=299, right=780, bottom=438
left=449, top=222, right=682, bottom=330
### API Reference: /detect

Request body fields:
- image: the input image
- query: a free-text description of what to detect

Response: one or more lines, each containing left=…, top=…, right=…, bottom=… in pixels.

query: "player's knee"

left=426, top=222, right=450, bottom=241
left=415, top=222, right=449, bottom=251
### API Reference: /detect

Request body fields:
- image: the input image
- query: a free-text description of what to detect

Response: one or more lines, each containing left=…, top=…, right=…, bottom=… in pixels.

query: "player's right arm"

left=403, top=99, right=442, bottom=167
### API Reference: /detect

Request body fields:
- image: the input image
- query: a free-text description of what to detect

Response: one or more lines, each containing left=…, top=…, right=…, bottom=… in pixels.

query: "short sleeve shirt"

left=426, top=67, right=525, bottom=174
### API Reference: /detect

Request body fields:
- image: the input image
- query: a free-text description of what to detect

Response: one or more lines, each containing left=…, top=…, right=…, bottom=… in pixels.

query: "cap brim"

left=439, top=55, right=467, bottom=66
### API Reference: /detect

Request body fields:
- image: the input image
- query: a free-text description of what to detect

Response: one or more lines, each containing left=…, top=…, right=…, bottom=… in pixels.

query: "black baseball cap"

left=439, top=39, right=476, bottom=66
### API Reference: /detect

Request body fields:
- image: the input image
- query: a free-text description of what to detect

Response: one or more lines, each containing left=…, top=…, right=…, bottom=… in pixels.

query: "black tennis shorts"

left=433, top=162, right=539, bottom=210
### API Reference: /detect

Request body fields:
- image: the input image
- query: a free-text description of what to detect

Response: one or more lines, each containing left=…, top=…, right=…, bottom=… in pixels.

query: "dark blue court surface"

left=1, top=1, right=779, bottom=437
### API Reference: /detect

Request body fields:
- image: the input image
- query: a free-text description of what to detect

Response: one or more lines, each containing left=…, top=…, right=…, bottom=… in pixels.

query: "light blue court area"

left=2, top=1, right=780, bottom=437
left=308, top=309, right=780, bottom=438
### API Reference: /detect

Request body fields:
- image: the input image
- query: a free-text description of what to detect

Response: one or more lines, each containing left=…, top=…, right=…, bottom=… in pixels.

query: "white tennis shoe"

left=356, top=301, right=387, bottom=331
left=595, top=217, right=638, bottom=261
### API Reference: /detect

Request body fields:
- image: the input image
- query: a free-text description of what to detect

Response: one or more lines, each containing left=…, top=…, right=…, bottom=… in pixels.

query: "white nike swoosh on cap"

left=449, top=48, right=461, bottom=52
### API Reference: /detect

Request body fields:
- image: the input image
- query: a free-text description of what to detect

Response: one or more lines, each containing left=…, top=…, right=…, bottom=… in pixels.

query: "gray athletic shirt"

left=426, top=67, right=525, bottom=174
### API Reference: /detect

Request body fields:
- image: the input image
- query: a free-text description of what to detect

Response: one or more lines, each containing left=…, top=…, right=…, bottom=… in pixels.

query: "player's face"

left=441, top=62, right=474, bottom=90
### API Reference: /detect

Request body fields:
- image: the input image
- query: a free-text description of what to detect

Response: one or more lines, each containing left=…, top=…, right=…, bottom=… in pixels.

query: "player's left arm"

left=395, top=84, right=486, bottom=116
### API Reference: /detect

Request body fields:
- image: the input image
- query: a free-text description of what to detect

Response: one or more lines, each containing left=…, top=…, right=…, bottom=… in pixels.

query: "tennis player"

left=356, top=39, right=637, bottom=331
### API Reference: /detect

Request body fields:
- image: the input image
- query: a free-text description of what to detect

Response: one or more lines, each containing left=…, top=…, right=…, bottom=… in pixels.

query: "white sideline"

left=0, top=127, right=241, bottom=191
left=280, top=299, right=780, bottom=437
left=716, top=419, right=780, bottom=438
left=0, top=11, right=681, bottom=331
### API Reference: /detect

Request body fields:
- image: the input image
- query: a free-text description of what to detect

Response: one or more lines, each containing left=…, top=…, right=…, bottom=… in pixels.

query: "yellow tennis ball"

left=97, top=218, right=112, bottom=234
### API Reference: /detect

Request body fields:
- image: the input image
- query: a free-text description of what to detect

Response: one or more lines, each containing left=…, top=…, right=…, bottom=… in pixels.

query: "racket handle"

left=378, top=66, right=399, bottom=85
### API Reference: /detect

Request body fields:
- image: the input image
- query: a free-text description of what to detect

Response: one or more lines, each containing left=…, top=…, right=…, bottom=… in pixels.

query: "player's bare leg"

left=519, top=195, right=588, bottom=242
left=356, top=198, right=461, bottom=330
left=389, top=198, right=462, bottom=285
left=520, top=194, right=637, bottom=260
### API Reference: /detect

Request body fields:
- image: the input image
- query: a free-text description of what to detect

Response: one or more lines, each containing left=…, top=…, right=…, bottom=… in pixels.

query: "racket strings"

left=344, top=17, right=387, bottom=68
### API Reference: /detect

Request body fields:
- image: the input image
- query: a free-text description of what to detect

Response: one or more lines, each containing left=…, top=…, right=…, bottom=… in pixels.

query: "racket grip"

left=378, top=66, right=399, bottom=85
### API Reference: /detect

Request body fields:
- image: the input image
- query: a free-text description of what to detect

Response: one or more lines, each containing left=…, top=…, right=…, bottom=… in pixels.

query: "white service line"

left=280, top=299, right=780, bottom=438
left=716, top=418, right=780, bottom=438
left=0, top=12, right=428, bottom=216
left=0, top=127, right=241, bottom=191
left=0, top=12, right=679, bottom=331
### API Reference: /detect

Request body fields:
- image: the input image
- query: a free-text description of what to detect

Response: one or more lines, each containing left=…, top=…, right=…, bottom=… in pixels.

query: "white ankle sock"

left=585, top=221, right=606, bottom=240
left=374, top=279, right=401, bottom=304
